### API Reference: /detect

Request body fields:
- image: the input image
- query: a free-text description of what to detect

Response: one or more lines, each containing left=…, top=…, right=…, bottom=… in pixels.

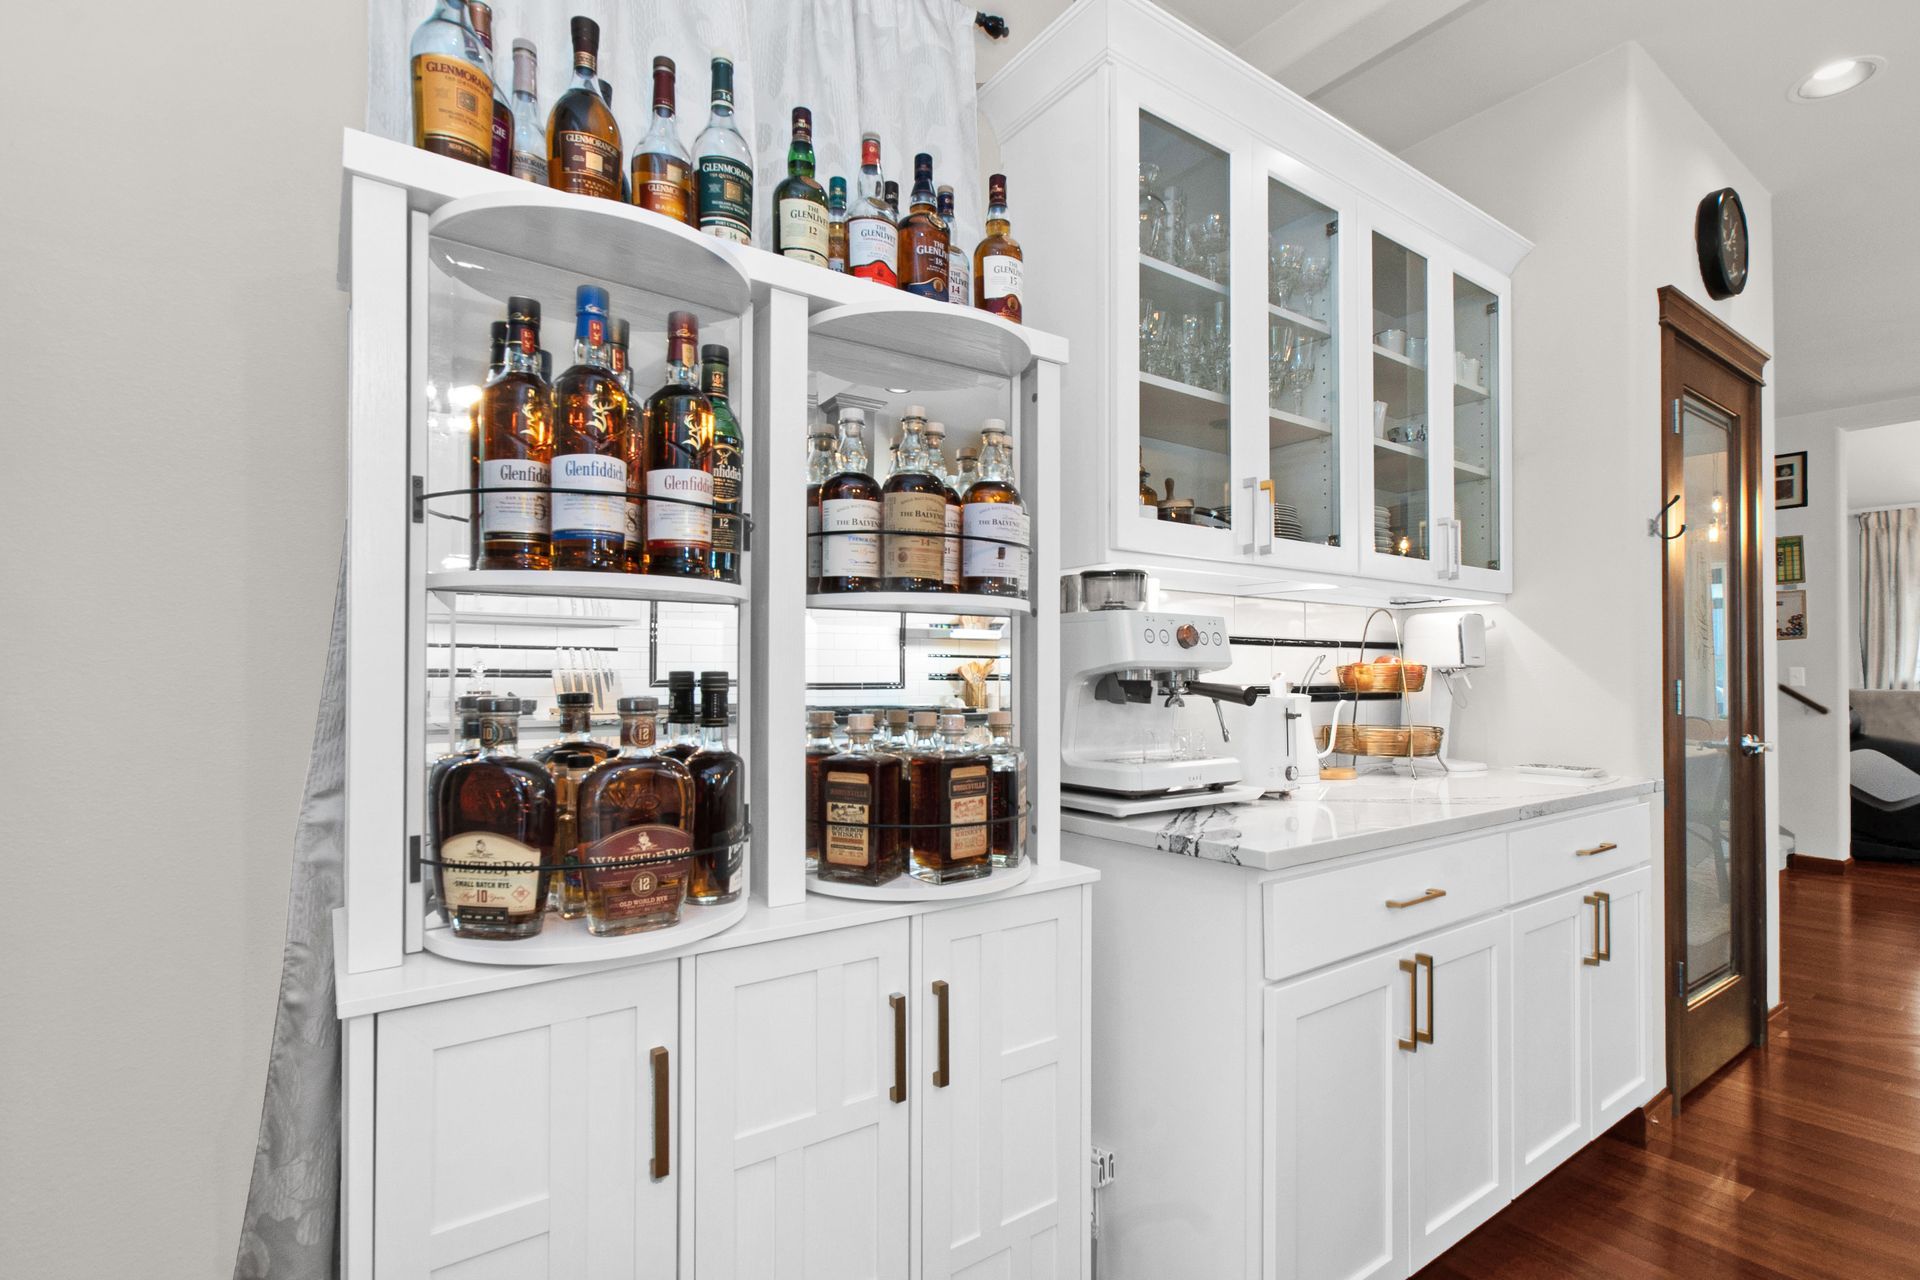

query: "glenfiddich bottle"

left=907, top=714, right=993, bottom=884
left=847, top=134, right=899, bottom=287
left=694, top=56, right=753, bottom=243
left=609, top=318, right=643, bottom=572
left=575, top=697, right=697, bottom=936
left=409, top=0, right=493, bottom=168
left=551, top=286, right=632, bottom=571
left=703, top=345, right=744, bottom=583
left=985, top=710, right=1027, bottom=867
left=882, top=407, right=949, bottom=592
left=973, top=173, right=1024, bottom=322
left=939, top=186, right=970, bottom=306
left=803, top=710, right=836, bottom=872
left=815, top=713, right=905, bottom=886
left=433, top=697, right=558, bottom=940
left=826, top=177, right=850, bottom=272
left=507, top=39, right=548, bottom=185
left=642, top=312, right=716, bottom=577
left=547, top=18, right=622, bottom=199
left=897, top=154, right=949, bottom=299
left=467, top=321, right=509, bottom=563
left=962, top=422, right=1029, bottom=597
left=632, top=57, right=695, bottom=224
left=804, top=417, right=840, bottom=591
left=773, top=108, right=830, bottom=266
left=464, top=2, right=513, bottom=174
left=817, top=410, right=882, bottom=592
left=923, top=421, right=962, bottom=590
left=685, top=672, right=745, bottom=904
left=472, top=296, right=553, bottom=571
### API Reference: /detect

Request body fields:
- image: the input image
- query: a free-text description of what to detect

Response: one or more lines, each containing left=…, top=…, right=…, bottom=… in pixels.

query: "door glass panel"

left=1268, top=178, right=1338, bottom=546
left=1371, top=234, right=1428, bottom=560
left=1452, top=276, right=1499, bottom=571
left=1679, top=395, right=1736, bottom=996
left=1137, top=112, right=1232, bottom=529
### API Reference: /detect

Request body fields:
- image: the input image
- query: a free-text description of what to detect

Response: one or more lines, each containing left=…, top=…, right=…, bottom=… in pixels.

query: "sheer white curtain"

left=367, top=0, right=981, bottom=250
left=1859, top=507, right=1920, bottom=689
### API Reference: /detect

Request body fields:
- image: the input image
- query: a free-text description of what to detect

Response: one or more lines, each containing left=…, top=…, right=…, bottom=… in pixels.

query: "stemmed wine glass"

left=1198, top=212, right=1229, bottom=283
left=1271, top=242, right=1305, bottom=307
left=1138, top=164, right=1166, bottom=259
left=1297, top=254, right=1330, bottom=317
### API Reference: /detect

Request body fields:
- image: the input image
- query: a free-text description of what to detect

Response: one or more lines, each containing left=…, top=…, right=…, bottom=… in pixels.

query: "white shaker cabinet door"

left=1509, top=889, right=1590, bottom=1193
left=917, top=891, right=1085, bottom=1280
left=1588, top=864, right=1654, bottom=1134
left=373, top=962, right=681, bottom=1280
left=692, top=919, right=911, bottom=1280
left=1265, top=952, right=1409, bottom=1280
left=1405, top=915, right=1512, bottom=1271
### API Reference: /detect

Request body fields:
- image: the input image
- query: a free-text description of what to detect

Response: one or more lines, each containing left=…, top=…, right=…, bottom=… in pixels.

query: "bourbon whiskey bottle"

left=985, top=710, right=1027, bottom=867
left=973, top=173, right=1024, bottom=323
left=547, top=18, right=622, bottom=199
left=962, top=423, right=1029, bottom=598
left=575, top=697, right=697, bottom=935
left=631, top=57, right=695, bottom=224
left=542, top=750, right=600, bottom=918
left=803, top=710, right=836, bottom=872
left=684, top=672, right=745, bottom=904
left=409, top=0, right=493, bottom=168
left=433, top=697, right=558, bottom=940
left=473, top=296, right=553, bottom=571
left=816, top=411, right=882, bottom=592
left=896, top=153, right=949, bottom=300
left=662, top=671, right=699, bottom=761
left=816, top=714, right=905, bottom=886
left=642, top=312, right=716, bottom=577
left=551, top=286, right=631, bottom=571
left=907, top=714, right=993, bottom=884
left=882, top=408, right=950, bottom=592
left=703, top=345, right=744, bottom=583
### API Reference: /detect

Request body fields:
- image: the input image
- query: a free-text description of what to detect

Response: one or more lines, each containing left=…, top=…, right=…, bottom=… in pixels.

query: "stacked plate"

left=1273, top=501, right=1305, bottom=541
left=1374, top=505, right=1394, bottom=551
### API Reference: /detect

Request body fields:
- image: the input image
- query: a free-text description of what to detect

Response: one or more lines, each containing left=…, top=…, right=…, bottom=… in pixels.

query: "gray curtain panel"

left=1859, top=507, right=1920, bottom=690
left=234, top=548, right=348, bottom=1280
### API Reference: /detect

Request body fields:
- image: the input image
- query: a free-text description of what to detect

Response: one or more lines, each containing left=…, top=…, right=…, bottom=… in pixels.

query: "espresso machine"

left=1060, top=570, right=1266, bottom=816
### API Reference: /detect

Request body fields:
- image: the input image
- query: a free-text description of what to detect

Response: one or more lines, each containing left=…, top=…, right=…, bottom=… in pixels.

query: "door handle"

left=1575, top=841, right=1618, bottom=857
left=1415, top=953, right=1435, bottom=1045
left=889, top=992, right=907, bottom=1103
left=1241, top=477, right=1258, bottom=554
left=1583, top=893, right=1604, bottom=966
left=1257, top=479, right=1275, bottom=554
left=649, top=1046, right=670, bottom=1180
left=1740, top=734, right=1774, bottom=756
left=932, top=980, right=951, bottom=1088
left=1451, top=520, right=1464, bottom=580
left=1385, top=887, right=1447, bottom=910
left=1398, top=958, right=1419, bottom=1052
left=1596, top=890, right=1612, bottom=962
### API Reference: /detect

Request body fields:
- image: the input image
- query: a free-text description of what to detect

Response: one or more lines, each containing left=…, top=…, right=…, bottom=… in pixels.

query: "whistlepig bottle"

left=575, top=697, right=697, bottom=935
left=684, top=672, right=745, bottom=905
left=803, top=710, right=837, bottom=872
left=433, top=697, right=557, bottom=940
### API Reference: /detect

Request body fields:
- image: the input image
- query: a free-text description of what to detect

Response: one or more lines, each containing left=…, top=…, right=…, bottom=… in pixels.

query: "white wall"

left=1, top=5, right=363, bottom=1278
left=1774, top=417, right=1850, bottom=860
left=1847, top=419, right=1920, bottom=512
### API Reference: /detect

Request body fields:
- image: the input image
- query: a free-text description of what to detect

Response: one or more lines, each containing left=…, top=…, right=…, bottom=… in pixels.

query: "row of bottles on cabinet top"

left=411, top=6, right=1023, bottom=316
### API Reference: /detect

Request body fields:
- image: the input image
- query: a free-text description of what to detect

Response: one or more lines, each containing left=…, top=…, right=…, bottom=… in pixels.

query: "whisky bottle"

left=816, top=410, right=882, bottom=592
left=575, top=696, right=697, bottom=936
left=885, top=181, right=901, bottom=220
left=803, top=710, right=837, bottom=872
left=551, top=285, right=632, bottom=571
left=1139, top=449, right=1158, bottom=509
left=464, top=2, right=513, bottom=174
left=985, top=710, right=1027, bottom=867
left=804, top=417, right=841, bottom=591
left=847, top=134, right=899, bottom=287
left=882, top=407, right=949, bottom=592
left=425, top=692, right=484, bottom=865
left=815, top=713, right=906, bottom=886
left=694, top=56, right=753, bottom=243
left=409, top=0, right=493, bottom=168
left=609, top=318, right=644, bottom=573
left=642, top=312, right=715, bottom=577
left=547, top=18, right=622, bottom=200
left=939, top=186, right=970, bottom=306
left=473, top=296, right=554, bottom=571
left=603, top=79, right=630, bottom=203
left=684, top=672, right=745, bottom=905
left=888, top=709, right=915, bottom=754
left=631, top=57, right=695, bottom=224
left=897, top=154, right=950, bottom=300
left=974, top=173, right=1024, bottom=322
left=466, top=321, right=509, bottom=566
left=907, top=714, right=993, bottom=884
left=954, top=446, right=981, bottom=497
left=923, top=421, right=962, bottom=591
left=662, top=670, right=699, bottom=761
left=542, top=750, right=599, bottom=917
left=902, top=710, right=935, bottom=814
left=771, top=108, right=830, bottom=265
left=703, top=345, right=744, bottom=583
left=962, top=421, right=1030, bottom=598
left=826, top=177, right=850, bottom=272
left=433, top=697, right=558, bottom=940
left=508, top=39, right=547, bottom=185
left=532, top=690, right=616, bottom=769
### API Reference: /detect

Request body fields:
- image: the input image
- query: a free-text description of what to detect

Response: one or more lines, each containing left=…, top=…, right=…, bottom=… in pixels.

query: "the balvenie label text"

left=820, top=498, right=881, bottom=577
left=963, top=504, right=1030, bottom=584
left=413, top=54, right=492, bottom=166
left=884, top=491, right=946, bottom=579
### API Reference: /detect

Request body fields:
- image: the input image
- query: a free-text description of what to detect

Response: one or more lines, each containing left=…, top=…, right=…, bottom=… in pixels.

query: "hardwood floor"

left=1423, top=862, right=1920, bottom=1279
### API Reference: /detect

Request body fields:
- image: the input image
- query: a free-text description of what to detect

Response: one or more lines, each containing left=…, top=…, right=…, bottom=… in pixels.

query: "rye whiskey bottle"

left=575, top=697, right=697, bottom=935
left=642, top=312, right=716, bottom=577
left=409, top=0, right=493, bottom=168
left=974, top=174, right=1024, bottom=322
left=631, top=57, right=695, bottom=224
left=464, top=2, right=513, bottom=174
left=662, top=671, right=699, bottom=761
left=473, top=296, right=553, bottom=571
left=804, top=416, right=841, bottom=591
left=433, top=697, right=558, bottom=940
left=703, top=345, right=744, bottom=583
left=685, top=672, right=745, bottom=904
left=816, top=410, right=882, bottom=592
left=532, top=691, right=616, bottom=769
left=826, top=177, right=850, bottom=272
left=985, top=710, right=1027, bottom=867
left=551, top=286, right=631, bottom=571
left=542, top=750, right=599, bottom=918
left=923, top=420, right=962, bottom=590
left=882, top=408, right=950, bottom=592
left=816, top=713, right=905, bottom=886
left=693, top=56, right=753, bottom=243
left=426, top=693, right=484, bottom=862
left=803, top=709, right=836, bottom=872
left=907, top=714, right=993, bottom=884
left=962, top=422, right=1029, bottom=598
left=508, top=39, right=548, bottom=184
left=773, top=108, right=830, bottom=266
left=896, top=153, right=949, bottom=299
left=847, top=135, right=899, bottom=287
left=547, top=18, right=622, bottom=199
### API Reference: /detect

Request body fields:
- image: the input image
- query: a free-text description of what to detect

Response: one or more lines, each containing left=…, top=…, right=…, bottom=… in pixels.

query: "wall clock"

left=1695, top=187, right=1749, bottom=299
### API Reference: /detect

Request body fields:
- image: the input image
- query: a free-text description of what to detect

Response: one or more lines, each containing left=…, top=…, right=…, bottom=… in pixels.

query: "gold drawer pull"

left=1575, top=841, right=1618, bottom=858
left=1583, top=893, right=1604, bottom=965
left=1385, top=887, right=1447, bottom=910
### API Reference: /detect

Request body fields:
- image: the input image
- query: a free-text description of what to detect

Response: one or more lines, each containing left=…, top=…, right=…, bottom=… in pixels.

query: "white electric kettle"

left=1217, top=680, right=1334, bottom=795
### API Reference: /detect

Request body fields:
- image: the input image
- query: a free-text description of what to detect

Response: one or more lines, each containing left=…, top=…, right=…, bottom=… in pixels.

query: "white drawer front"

left=1507, top=803, right=1651, bottom=904
left=1263, top=833, right=1508, bottom=981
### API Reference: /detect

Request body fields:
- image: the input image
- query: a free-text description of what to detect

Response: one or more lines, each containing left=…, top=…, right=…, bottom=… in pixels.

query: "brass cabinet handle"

left=1398, top=958, right=1419, bottom=1051
left=1415, top=953, right=1435, bottom=1045
left=889, top=993, right=907, bottom=1104
left=1583, top=894, right=1604, bottom=966
left=1386, top=887, right=1447, bottom=910
left=1596, top=890, right=1612, bottom=962
left=932, top=980, right=951, bottom=1088
left=1575, top=841, right=1618, bottom=858
left=649, top=1046, right=670, bottom=1180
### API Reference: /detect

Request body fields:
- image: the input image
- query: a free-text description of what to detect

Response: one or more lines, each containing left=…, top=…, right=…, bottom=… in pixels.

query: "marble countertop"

left=1059, top=768, right=1659, bottom=872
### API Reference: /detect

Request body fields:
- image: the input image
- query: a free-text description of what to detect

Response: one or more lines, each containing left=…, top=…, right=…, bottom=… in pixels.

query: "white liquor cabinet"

left=332, top=129, right=1094, bottom=1280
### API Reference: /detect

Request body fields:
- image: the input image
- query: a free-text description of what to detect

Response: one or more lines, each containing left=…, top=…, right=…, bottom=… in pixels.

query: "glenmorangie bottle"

left=631, top=57, right=694, bottom=224
left=409, top=0, right=493, bottom=168
left=547, top=18, right=622, bottom=199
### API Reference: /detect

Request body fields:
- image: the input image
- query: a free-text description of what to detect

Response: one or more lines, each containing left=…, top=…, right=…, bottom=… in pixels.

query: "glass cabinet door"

left=1265, top=175, right=1340, bottom=553
left=1450, top=273, right=1504, bottom=580
left=1367, top=231, right=1435, bottom=569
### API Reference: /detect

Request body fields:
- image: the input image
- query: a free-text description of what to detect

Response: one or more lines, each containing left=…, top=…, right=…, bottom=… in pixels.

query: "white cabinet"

left=1587, top=865, right=1654, bottom=1133
left=373, top=963, right=680, bottom=1278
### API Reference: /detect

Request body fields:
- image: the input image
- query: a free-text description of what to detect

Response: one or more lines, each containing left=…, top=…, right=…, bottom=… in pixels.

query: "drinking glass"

left=1298, top=255, right=1330, bottom=316
left=1207, top=303, right=1231, bottom=393
left=1138, top=164, right=1166, bottom=259
left=1198, top=212, right=1229, bottom=283
left=1162, top=185, right=1187, bottom=269
left=1272, top=243, right=1305, bottom=307
left=1176, top=313, right=1204, bottom=387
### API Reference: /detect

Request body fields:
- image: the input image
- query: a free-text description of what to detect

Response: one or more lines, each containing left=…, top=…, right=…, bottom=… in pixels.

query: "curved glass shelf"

left=809, top=299, right=1039, bottom=389
left=429, top=569, right=749, bottom=605
left=805, top=591, right=1033, bottom=616
left=421, top=896, right=749, bottom=966
left=807, top=859, right=1033, bottom=902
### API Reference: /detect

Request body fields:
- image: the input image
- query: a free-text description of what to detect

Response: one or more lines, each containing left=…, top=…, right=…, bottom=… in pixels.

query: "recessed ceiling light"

left=1788, top=55, right=1884, bottom=101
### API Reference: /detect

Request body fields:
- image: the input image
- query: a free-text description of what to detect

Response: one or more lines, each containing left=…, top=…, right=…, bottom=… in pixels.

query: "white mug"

left=1374, top=328, right=1407, bottom=354
left=1407, top=337, right=1427, bottom=365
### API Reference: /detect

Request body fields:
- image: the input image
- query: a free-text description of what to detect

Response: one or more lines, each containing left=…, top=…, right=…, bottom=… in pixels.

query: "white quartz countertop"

left=1060, top=769, right=1658, bottom=872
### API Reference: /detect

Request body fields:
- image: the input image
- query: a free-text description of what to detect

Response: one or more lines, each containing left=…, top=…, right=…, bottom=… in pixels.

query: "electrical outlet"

left=1091, top=1146, right=1117, bottom=1188
left=1788, top=667, right=1807, bottom=688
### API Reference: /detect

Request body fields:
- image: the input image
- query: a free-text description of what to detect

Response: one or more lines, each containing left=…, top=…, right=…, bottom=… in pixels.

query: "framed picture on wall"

left=1776, top=534, right=1806, bottom=584
left=1774, top=451, right=1808, bottom=508
left=1776, top=588, right=1807, bottom=640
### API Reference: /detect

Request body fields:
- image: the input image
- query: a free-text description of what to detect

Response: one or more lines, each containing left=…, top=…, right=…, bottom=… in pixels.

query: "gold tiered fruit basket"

left=1316, top=723, right=1444, bottom=758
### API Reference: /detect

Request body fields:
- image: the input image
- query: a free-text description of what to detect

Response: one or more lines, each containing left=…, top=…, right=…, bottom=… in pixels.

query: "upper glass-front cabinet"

left=1266, top=172, right=1340, bottom=553
left=1451, top=272, right=1504, bottom=581
left=1367, top=229, right=1433, bottom=568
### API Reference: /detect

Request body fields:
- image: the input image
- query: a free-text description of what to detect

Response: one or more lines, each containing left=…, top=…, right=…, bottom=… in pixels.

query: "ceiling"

left=979, top=0, right=1917, bottom=419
